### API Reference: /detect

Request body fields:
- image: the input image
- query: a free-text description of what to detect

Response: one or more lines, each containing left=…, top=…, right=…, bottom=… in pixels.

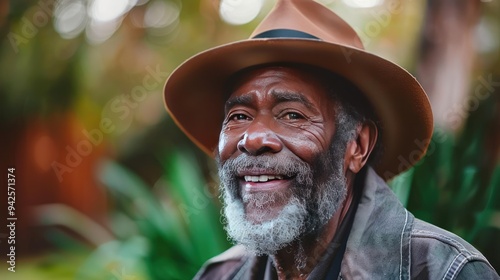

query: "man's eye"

left=230, top=114, right=250, bottom=121
left=282, top=112, right=304, bottom=120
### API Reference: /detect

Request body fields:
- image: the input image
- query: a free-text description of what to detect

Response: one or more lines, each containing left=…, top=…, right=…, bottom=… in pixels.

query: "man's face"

left=216, top=66, right=349, bottom=255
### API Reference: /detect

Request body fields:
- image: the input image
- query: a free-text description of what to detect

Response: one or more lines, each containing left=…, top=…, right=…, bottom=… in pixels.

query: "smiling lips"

left=243, top=175, right=284, bottom=182
left=240, top=173, right=291, bottom=193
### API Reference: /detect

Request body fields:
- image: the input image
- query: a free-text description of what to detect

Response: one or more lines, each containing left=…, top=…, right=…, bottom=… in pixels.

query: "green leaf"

left=390, top=168, right=415, bottom=207
left=160, top=149, right=229, bottom=264
left=97, top=160, right=191, bottom=257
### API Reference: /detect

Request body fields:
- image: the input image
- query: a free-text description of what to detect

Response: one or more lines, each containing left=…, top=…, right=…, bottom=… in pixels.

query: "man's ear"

left=345, top=121, right=378, bottom=174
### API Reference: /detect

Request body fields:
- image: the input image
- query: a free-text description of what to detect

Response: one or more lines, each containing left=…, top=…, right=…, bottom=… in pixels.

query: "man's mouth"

left=243, top=175, right=285, bottom=182
left=239, top=173, right=292, bottom=193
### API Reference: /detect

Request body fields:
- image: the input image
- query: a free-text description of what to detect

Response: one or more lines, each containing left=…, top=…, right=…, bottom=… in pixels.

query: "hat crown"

left=250, top=0, right=364, bottom=50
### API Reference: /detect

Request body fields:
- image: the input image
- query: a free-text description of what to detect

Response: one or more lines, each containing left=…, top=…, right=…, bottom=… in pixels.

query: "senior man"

left=163, top=0, right=499, bottom=279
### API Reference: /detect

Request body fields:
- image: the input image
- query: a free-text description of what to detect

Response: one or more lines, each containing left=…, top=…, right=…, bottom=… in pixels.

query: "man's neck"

left=271, top=185, right=355, bottom=280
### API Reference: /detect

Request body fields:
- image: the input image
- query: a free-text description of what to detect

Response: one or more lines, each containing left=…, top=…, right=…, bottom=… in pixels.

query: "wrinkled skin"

left=218, top=66, right=339, bottom=222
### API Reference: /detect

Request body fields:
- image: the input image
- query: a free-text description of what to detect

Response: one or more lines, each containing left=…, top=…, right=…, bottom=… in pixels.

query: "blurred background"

left=0, top=0, right=499, bottom=279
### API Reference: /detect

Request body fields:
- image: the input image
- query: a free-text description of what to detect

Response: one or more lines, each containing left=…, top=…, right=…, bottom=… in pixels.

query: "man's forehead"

left=228, top=64, right=325, bottom=87
left=224, top=64, right=332, bottom=101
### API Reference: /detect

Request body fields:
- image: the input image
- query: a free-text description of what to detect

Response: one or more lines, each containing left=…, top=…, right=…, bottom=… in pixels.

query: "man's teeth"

left=244, top=175, right=284, bottom=182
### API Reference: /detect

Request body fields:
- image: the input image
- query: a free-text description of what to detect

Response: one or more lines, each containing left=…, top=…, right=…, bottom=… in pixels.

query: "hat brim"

left=164, top=38, right=433, bottom=180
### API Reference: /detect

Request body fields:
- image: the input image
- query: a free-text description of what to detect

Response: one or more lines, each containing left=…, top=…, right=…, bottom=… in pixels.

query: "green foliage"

left=78, top=148, right=230, bottom=280
left=390, top=97, right=500, bottom=270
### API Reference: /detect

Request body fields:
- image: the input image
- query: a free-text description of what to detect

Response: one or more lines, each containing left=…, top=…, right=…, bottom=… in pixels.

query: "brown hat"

left=163, top=0, right=433, bottom=180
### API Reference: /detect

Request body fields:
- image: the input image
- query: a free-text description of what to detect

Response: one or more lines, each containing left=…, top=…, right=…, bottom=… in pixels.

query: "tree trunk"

left=416, top=0, right=481, bottom=130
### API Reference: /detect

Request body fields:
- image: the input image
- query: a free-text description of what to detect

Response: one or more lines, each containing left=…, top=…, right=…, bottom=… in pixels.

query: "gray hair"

left=324, top=73, right=383, bottom=166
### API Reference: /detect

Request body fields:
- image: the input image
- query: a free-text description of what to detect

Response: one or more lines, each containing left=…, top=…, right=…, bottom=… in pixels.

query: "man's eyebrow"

left=224, top=90, right=319, bottom=113
left=225, top=94, right=254, bottom=113
left=270, top=90, right=317, bottom=111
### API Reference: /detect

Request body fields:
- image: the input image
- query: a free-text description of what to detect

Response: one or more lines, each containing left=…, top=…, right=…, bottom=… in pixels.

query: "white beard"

left=219, top=157, right=347, bottom=256
left=222, top=189, right=309, bottom=255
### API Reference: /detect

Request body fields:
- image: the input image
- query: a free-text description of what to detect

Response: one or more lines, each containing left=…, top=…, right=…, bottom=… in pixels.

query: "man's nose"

left=237, top=122, right=283, bottom=155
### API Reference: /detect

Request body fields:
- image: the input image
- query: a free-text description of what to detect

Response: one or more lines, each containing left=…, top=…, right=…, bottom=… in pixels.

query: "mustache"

left=217, top=153, right=314, bottom=186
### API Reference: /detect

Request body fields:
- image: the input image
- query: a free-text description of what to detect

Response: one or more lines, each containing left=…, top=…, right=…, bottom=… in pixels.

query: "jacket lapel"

left=341, top=168, right=413, bottom=280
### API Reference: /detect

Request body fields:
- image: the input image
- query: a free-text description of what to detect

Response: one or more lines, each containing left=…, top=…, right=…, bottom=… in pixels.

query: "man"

left=163, top=0, right=499, bottom=279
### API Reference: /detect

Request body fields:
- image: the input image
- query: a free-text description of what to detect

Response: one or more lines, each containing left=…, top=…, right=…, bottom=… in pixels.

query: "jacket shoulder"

left=193, top=245, right=248, bottom=280
left=410, top=218, right=498, bottom=279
